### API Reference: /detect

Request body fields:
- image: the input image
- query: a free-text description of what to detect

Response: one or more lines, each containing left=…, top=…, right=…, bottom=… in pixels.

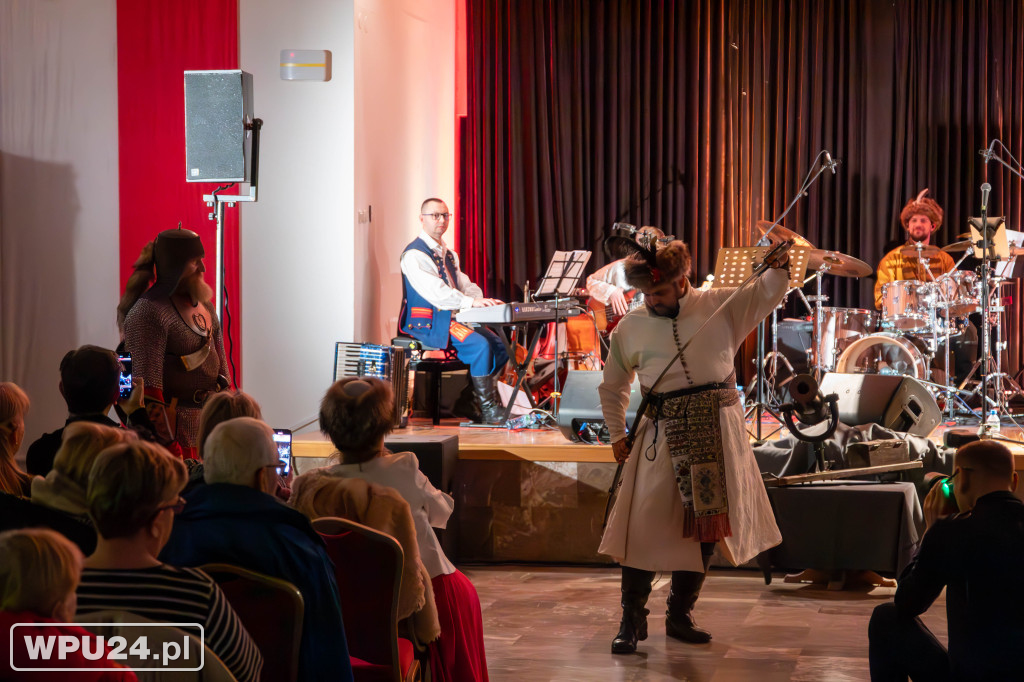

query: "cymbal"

left=941, top=240, right=972, bottom=253
left=755, top=220, right=814, bottom=249
left=899, top=244, right=943, bottom=260
left=806, top=249, right=872, bottom=277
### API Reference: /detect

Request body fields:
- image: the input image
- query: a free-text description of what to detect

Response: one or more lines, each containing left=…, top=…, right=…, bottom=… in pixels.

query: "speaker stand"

left=202, top=117, right=263, bottom=386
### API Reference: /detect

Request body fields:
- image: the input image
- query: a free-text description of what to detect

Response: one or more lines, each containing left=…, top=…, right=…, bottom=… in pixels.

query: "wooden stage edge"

left=293, top=417, right=1024, bottom=465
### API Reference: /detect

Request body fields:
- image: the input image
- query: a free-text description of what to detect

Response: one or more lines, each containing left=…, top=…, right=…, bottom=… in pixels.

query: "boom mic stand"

left=747, top=150, right=839, bottom=443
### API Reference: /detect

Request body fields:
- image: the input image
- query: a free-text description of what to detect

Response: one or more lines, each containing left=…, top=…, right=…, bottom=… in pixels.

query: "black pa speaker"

left=184, top=70, right=253, bottom=182
left=557, top=370, right=642, bottom=442
left=819, top=373, right=941, bottom=438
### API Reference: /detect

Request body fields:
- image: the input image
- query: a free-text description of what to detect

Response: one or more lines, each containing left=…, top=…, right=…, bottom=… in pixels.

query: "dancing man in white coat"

left=599, top=237, right=789, bottom=654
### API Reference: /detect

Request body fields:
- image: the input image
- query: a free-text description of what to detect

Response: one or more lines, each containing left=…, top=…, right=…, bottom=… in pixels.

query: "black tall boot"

left=611, top=567, right=655, bottom=654
left=470, top=374, right=506, bottom=424
left=452, top=378, right=482, bottom=422
left=665, top=549, right=714, bottom=644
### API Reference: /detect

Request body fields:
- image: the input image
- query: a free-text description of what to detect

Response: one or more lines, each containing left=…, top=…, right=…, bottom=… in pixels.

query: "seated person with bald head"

left=160, top=417, right=353, bottom=682
left=868, top=440, right=1024, bottom=681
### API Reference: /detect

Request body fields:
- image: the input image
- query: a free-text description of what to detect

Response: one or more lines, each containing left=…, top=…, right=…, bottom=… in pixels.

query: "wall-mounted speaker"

left=184, top=70, right=253, bottom=182
left=819, top=373, right=941, bottom=438
left=557, top=370, right=642, bottom=442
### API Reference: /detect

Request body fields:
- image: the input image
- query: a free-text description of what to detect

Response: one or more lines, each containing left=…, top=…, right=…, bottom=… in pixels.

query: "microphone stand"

left=748, top=151, right=837, bottom=442
left=974, top=141, right=1024, bottom=444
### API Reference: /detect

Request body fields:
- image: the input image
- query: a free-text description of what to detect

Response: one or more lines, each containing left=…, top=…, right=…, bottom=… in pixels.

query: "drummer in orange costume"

left=874, top=189, right=956, bottom=310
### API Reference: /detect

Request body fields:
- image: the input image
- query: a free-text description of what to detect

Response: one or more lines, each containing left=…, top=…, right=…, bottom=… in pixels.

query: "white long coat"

left=598, top=268, right=788, bottom=571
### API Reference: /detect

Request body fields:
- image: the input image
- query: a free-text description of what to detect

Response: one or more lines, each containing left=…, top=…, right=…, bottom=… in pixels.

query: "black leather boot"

left=665, top=565, right=712, bottom=643
left=611, top=567, right=654, bottom=654
left=452, top=378, right=482, bottom=422
left=470, top=374, right=506, bottom=424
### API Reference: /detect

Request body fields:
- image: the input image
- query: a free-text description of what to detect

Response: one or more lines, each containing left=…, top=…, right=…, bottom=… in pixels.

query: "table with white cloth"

left=757, top=480, right=924, bottom=581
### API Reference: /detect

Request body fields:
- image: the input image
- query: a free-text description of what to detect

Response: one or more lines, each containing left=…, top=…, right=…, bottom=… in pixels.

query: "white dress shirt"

left=400, top=230, right=484, bottom=311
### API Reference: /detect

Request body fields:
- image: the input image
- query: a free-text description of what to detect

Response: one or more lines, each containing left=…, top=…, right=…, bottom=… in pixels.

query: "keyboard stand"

left=460, top=319, right=545, bottom=427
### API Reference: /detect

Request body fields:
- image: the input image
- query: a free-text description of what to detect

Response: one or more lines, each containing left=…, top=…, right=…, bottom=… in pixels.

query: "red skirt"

left=428, top=570, right=489, bottom=682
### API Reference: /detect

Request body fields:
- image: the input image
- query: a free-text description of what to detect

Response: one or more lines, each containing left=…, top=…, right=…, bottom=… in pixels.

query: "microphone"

left=981, top=182, right=991, bottom=212
left=980, top=139, right=997, bottom=163
left=824, top=151, right=837, bottom=175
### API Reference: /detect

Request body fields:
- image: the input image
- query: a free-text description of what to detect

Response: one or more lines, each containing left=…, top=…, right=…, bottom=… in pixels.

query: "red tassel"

left=695, top=513, right=732, bottom=542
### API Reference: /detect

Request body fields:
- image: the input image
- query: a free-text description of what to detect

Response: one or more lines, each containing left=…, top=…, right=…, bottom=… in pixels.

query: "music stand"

left=714, top=246, right=810, bottom=443
left=535, top=250, right=591, bottom=298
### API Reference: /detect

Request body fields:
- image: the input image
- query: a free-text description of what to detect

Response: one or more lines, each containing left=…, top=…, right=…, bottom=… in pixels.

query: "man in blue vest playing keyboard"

left=400, top=198, right=510, bottom=424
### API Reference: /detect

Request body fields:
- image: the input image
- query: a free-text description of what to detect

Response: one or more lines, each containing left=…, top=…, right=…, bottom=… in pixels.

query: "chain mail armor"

left=123, top=293, right=227, bottom=452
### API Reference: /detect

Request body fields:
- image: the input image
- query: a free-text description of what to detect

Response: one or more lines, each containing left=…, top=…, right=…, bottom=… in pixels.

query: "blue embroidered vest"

left=400, top=237, right=458, bottom=349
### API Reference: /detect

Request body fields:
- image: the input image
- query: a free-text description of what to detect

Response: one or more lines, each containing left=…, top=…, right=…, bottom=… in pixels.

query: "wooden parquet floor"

left=466, top=564, right=949, bottom=682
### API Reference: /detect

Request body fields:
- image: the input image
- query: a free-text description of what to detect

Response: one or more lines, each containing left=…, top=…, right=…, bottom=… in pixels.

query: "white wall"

left=241, top=0, right=455, bottom=431
left=239, top=0, right=357, bottom=431
left=353, top=0, right=456, bottom=344
left=0, top=0, right=120, bottom=447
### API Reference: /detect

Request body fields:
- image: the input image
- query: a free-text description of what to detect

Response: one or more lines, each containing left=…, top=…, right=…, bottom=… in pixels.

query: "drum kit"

left=754, top=224, right=1024, bottom=423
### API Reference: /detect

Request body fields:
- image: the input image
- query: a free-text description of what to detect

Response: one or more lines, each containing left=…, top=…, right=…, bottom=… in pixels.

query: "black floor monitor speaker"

left=184, top=70, right=253, bottom=182
left=819, top=373, right=941, bottom=438
left=557, top=370, right=641, bottom=442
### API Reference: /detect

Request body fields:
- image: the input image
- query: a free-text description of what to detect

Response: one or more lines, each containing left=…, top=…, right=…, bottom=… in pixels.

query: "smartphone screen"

left=272, top=429, right=293, bottom=476
left=117, top=354, right=133, bottom=400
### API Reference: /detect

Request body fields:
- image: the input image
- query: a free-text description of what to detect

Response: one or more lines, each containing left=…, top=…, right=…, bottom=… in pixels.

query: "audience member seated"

left=76, top=440, right=262, bottom=682
left=160, top=417, right=354, bottom=682
left=184, top=390, right=284, bottom=496
left=0, top=528, right=137, bottom=681
left=0, top=381, right=32, bottom=497
left=0, top=422, right=134, bottom=554
left=196, top=391, right=262, bottom=460
left=291, top=465, right=442, bottom=643
left=25, top=345, right=150, bottom=477
left=310, top=377, right=489, bottom=682
left=868, top=440, right=1024, bottom=681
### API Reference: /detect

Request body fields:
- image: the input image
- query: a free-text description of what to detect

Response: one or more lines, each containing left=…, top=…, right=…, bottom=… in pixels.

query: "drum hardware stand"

left=808, top=266, right=832, bottom=381
left=743, top=150, right=836, bottom=443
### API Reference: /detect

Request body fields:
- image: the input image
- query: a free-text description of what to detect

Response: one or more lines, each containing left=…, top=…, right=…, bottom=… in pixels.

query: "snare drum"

left=817, top=307, right=878, bottom=371
left=881, top=280, right=933, bottom=331
left=834, top=332, right=929, bottom=379
left=934, top=270, right=980, bottom=317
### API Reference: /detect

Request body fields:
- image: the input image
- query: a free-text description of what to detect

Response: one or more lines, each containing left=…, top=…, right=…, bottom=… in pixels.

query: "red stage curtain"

left=117, top=0, right=242, bottom=385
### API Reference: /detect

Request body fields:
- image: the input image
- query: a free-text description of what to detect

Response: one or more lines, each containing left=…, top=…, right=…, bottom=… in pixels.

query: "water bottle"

left=985, top=409, right=1001, bottom=435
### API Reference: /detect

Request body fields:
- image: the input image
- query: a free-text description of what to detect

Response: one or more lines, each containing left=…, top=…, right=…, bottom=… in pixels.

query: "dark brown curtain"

left=462, top=0, right=1024, bottom=379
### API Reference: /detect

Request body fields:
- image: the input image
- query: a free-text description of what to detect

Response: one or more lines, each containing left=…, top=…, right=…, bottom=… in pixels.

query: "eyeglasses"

left=154, top=497, right=187, bottom=516
left=262, top=463, right=289, bottom=475
left=421, top=212, right=451, bottom=222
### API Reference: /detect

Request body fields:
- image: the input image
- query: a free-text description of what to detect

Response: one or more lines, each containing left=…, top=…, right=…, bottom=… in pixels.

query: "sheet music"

left=995, top=228, right=1023, bottom=277
left=536, top=250, right=591, bottom=297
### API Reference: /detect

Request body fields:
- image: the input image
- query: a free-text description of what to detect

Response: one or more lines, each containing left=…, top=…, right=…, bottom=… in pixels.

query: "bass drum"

left=834, top=332, right=929, bottom=380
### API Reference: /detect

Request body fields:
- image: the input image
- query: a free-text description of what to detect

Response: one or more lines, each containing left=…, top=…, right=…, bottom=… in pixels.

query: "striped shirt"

left=77, top=564, right=262, bottom=682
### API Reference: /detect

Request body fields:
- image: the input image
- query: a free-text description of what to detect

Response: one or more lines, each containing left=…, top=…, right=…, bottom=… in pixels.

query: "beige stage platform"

left=294, top=417, right=1024, bottom=464
left=293, top=416, right=1024, bottom=567
left=294, top=420, right=613, bottom=463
